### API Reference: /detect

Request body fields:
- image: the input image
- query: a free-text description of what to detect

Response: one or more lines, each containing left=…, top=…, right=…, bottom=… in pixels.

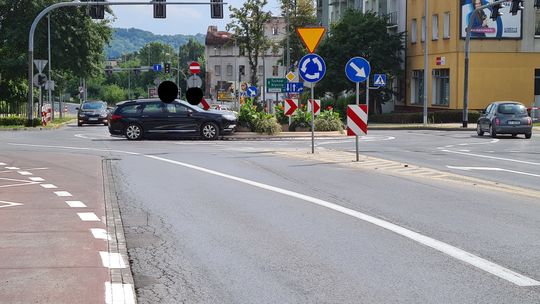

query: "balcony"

left=384, top=11, right=398, bottom=26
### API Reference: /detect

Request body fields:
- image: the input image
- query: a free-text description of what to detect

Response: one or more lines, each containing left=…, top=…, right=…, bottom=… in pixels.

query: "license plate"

left=508, top=120, right=520, bottom=125
left=89, top=118, right=98, bottom=121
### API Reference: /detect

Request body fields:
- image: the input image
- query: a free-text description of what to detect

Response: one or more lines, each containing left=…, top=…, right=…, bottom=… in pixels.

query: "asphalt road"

left=1, top=125, right=539, bottom=303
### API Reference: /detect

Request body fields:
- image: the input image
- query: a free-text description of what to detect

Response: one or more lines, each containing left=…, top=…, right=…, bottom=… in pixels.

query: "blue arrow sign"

left=248, top=86, right=258, bottom=97
left=345, top=57, right=371, bottom=83
left=285, top=82, right=304, bottom=93
left=153, top=64, right=162, bottom=72
left=373, top=74, right=387, bottom=87
left=299, top=54, right=326, bottom=83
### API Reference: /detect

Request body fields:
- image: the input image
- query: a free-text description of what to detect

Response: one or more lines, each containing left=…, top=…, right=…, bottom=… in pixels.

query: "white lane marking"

left=77, top=212, right=100, bottom=221
left=66, top=201, right=87, bottom=208
left=0, top=162, right=5, bottom=166
left=105, top=282, right=135, bottom=304
left=437, top=138, right=499, bottom=150
left=40, top=184, right=57, bottom=189
left=0, top=178, right=39, bottom=188
left=145, top=154, right=540, bottom=287
left=17, top=171, right=32, bottom=175
left=447, top=166, right=540, bottom=178
left=29, top=177, right=45, bottom=182
left=99, top=252, right=127, bottom=268
left=442, top=149, right=540, bottom=166
left=5, top=167, right=19, bottom=170
left=91, top=228, right=111, bottom=241
left=8, top=142, right=540, bottom=286
left=316, top=136, right=395, bottom=146
left=54, top=191, right=72, bottom=197
left=0, top=200, right=23, bottom=208
left=457, top=150, right=470, bottom=152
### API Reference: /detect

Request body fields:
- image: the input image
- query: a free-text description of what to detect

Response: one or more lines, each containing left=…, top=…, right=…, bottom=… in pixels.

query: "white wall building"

left=205, top=17, right=287, bottom=102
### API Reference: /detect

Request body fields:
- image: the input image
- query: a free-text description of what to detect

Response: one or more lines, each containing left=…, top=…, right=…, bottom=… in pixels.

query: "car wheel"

left=489, top=124, right=497, bottom=138
left=511, top=134, right=517, bottom=138
left=125, top=123, right=143, bottom=140
left=476, top=124, right=484, bottom=136
left=201, top=122, right=219, bottom=140
left=525, top=132, right=532, bottom=139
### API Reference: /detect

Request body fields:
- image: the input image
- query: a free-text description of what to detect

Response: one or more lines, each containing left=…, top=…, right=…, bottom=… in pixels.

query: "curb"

left=103, top=159, right=137, bottom=304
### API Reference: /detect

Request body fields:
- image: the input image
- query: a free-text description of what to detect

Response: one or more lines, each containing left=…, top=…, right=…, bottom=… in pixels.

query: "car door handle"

left=141, top=115, right=149, bottom=118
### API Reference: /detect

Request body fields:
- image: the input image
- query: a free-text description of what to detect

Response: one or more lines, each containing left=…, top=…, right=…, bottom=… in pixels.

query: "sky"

left=109, top=0, right=282, bottom=36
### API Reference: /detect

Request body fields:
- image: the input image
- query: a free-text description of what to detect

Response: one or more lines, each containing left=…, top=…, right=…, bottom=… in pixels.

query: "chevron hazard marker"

left=308, top=99, right=320, bottom=115
left=284, top=99, right=298, bottom=116
left=347, top=105, right=368, bottom=136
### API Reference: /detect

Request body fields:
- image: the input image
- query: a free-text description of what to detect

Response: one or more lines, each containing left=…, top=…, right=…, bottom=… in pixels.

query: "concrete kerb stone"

left=103, top=158, right=137, bottom=304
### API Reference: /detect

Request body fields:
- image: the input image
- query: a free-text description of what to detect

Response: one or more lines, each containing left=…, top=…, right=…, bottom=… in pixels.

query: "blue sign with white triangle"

left=373, top=74, right=387, bottom=87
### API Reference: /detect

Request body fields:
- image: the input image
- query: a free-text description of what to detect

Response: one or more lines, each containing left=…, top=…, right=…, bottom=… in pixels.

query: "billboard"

left=460, top=0, right=522, bottom=39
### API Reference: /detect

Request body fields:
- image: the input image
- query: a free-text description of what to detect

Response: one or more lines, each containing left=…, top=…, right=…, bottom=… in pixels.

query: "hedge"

left=369, top=110, right=481, bottom=124
left=0, top=116, right=41, bottom=127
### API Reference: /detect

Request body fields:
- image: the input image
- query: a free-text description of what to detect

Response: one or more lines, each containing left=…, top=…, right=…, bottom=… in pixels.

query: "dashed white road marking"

left=105, top=282, right=135, bottom=304
left=91, top=228, right=111, bottom=241
left=447, top=166, right=540, bottom=178
left=66, top=201, right=87, bottom=208
left=54, top=191, right=72, bottom=197
left=40, top=184, right=57, bottom=189
left=442, top=149, right=540, bottom=166
left=8, top=142, right=540, bottom=286
left=99, top=252, right=127, bottom=268
left=77, top=212, right=100, bottom=221
left=0, top=162, right=6, bottom=166
left=0, top=178, right=39, bottom=188
left=29, top=177, right=45, bottom=182
left=5, top=167, right=19, bottom=170
left=0, top=200, right=23, bottom=208
left=17, top=171, right=32, bottom=175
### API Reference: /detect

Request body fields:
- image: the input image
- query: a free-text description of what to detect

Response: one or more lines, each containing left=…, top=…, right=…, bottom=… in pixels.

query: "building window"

left=272, top=26, right=278, bottom=35
left=443, top=12, right=450, bottom=39
left=214, top=65, right=221, bottom=76
left=421, top=16, right=426, bottom=42
left=535, top=69, right=540, bottom=95
left=258, top=65, right=263, bottom=75
left=536, top=8, right=540, bottom=36
left=432, top=69, right=450, bottom=106
left=272, top=66, right=279, bottom=76
left=432, top=14, right=439, bottom=40
left=411, top=70, right=424, bottom=105
left=411, top=19, right=417, bottom=43
left=226, top=64, right=233, bottom=76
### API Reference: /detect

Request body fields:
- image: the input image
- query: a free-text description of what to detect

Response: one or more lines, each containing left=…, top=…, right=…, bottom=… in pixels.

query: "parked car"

left=477, top=101, right=533, bottom=139
left=77, top=101, right=109, bottom=126
left=108, top=99, right=237, bottom=140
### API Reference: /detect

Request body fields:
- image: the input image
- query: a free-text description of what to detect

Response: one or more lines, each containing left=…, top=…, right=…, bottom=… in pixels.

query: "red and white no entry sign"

left=347, top=105, right=368, bottom=136
left=284, top=99, right=298, bottom=116
left=189, top=61, right=201, bottom=74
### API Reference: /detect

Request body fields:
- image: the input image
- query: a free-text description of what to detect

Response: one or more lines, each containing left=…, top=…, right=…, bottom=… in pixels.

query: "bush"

left=251, top=112, right=282, bottom=134
left=274, top=103, right=289, bottom=125
left=0, top=116, right=40, bottom=127
left=238, top=99, right=258, bottom=128
left=369, top=110, right=481, bottom=124
left=314, top=109, right=344, bottom=131
left=290, top=106, right=312, bottom=130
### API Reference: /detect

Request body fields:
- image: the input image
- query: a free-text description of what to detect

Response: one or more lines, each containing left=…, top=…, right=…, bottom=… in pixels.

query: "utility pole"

left=286, top=0, right=290, bottom=73
left=423, top=0, right=428, bottom=126
left=48, top=14, right=53, bottom=120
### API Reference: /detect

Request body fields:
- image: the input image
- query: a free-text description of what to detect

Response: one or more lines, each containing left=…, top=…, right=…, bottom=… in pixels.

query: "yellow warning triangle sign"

left=296, top=27, right=326, bottom=53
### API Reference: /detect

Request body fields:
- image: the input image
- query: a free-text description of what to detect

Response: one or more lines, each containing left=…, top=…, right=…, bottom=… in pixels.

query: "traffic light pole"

left=28, top=1, right=226, bottom=125
left=463, top=0, right=507, bottom=128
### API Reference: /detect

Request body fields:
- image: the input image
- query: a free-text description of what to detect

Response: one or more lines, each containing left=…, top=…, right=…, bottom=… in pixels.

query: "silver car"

left=477, top=101, right=533, bottom=139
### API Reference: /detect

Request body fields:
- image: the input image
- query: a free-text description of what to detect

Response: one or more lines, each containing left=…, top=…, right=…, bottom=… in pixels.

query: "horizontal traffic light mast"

left=27, top=1, right=226, bottom=125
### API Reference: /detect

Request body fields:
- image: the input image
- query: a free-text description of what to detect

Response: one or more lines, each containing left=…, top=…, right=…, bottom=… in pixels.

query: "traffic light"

left=490, top=3, right=503, bottom=20
left=239, top=65, right=245, bottom=76
left=154, top=0, right=166, bottom=18
left=89, top=0, right=105, bottom=19
left=510, top=0, right=524, bottom=15
left=210, top=0, right=223, bottom=19
left=164, top=63, right=171, bottom=74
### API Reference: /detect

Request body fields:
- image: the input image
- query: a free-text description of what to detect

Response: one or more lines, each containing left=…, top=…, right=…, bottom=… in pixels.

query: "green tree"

left=138, top=42, right=175, bottom=67
left=279, top=0, right=317, bottom=70
left=317, top=10, right=404, bottom=114
left=227, top=0, right=272, bottom=87
left=101, top=84, right=126, bottom=104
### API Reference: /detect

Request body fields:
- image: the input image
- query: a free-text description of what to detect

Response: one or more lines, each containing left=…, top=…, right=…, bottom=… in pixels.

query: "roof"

left=205, top=26, right=232, bottom=46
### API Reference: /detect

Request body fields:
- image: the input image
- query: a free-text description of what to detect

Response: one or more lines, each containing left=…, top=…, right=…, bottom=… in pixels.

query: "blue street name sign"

left=285, top=82, right=304, bottom=93
left=373, top=74, right=387, bottom=87
left=299, top=54, right=326, bottom=83
left=248, top=86, right=258, bottom=97
left=153, top=64, right=162, bottom=72
left=345, top=57, right=371, bottom=83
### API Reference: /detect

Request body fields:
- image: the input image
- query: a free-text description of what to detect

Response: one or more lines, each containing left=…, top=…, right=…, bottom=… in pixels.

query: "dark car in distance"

left=108, top=99, right=237, bottom=140
left=477, top=101, right=533, bottom=139
left=77, top=101, right=109, bottom=126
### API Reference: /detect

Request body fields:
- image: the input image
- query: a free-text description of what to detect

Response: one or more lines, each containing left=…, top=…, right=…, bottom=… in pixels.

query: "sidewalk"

left=0, top=151, right=134, bottom=304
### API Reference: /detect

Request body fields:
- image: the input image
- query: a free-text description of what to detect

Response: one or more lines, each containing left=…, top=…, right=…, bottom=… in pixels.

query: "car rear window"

left=497, top=104, right=527, bottom=115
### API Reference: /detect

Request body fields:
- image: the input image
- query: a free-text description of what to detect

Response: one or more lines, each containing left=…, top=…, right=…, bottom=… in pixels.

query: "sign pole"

left=355, top=81, right=359, bottom=162
left=366, top=77, right=370, bottom=114
left=311, top=84, right=315, bottom=154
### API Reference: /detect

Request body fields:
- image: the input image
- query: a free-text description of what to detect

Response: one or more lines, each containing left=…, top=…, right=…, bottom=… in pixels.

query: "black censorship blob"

left=186, top=87, right=204, bottom=105
left=158, top=81, right=178, bottom=103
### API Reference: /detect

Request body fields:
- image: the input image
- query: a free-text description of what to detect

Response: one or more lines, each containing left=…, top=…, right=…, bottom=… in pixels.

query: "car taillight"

left=110, top=114, right=123, bottom=122
left=528, top=117, right=532, bottom=125
left=495, top=117, right=500, bottom=126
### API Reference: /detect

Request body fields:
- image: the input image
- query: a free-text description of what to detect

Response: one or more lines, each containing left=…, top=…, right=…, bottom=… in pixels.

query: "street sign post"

left=373, top=74, right=387, bottom=87
left=189, top=61, right=201, bottom=74
left=33, top=60, right=48, bottom=74
left=247, top=86, right=258, bottom=97
left=284, top=98, right=298, bottom=116
left=266, top=78, right=287, bottom=93
left=347, top=105, right=368, bottom=136
left=308, top=99, right=320, bottom=116
left=345, top=56, right=371, bottom=161
left=153, top=64, right=162, bottom=72
left=187, top=75, right=202, bottom=88
left=296, top=27, right=326, bottom=54
left=286, top=71, right=296, bottom=82
left=285, top=82, right=304, bottom=93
